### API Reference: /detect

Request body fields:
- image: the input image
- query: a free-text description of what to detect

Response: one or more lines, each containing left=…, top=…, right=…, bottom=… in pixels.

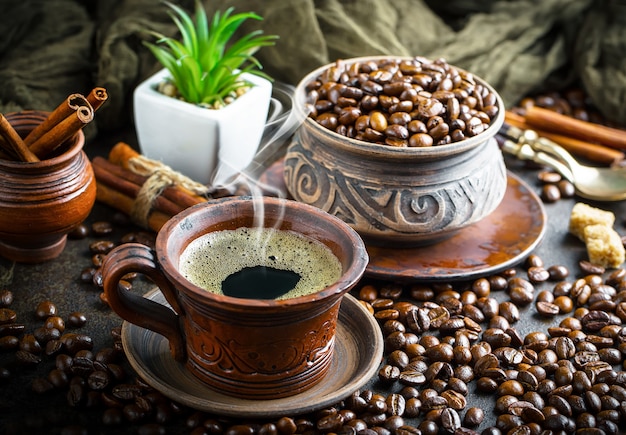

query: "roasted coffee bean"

left=581, top=310, right=611, bottom=332
left=44, top=316, right=65, bottom=332
left=33, top=326, right=61, bottom=343
left=476, top=297, right=499, bottom=319
left=87, top=370, right=111, bottom=390
left=483, top=328, right=511, bottom=348
left=47, top=368, right=69, bottom=389
left=316, top=413, right=344, bottom=432
left=376, top=309, right=400, bottom=322
left=379, top=365, right=401, bottom=384
left=548, top=264, right=570, bottom=281
left=527, top=266, right=550, bottom=283
left=359, top=285, right=378, bottom=302
left=0, top=308, right=16, bottom=324
left=45, top=339, right=63, bottom=356
left=498, top=301, right=520, bottom=323
left=66, top=382, right=85, bottom=407
left=526, top=254, right=544, bottom=268
left=535, top=300, right=559, bottom=317
left=60, top=333, right=93, bottom=354
left=399, top=370, right=427, bottom=386
left=497, top=379, right=524, bottom=396
left=517, top=370, right=539, bottom=391
left=91, top=221, right=114, bottom=236
left=68, top=223, right=89, bottom=239
left=496, top=414, right=525, bottom=432
left=541, top=184, right=561, bottom=202
left=476, top=376, right=498, bottom=393
left=32, top=377, right=55, bottom=394
left=548, top=180, right=570, bottom=197
left=425, top=343, right=454, bottom=362
left=0, top=335, right=18, bottom=350
left=554, top=295, right=574, bottom=313
left=89, top=240, right=116, bottom=255
left=509, top=284, right=535, bottom=306
left=0, top=289, right=13, bottom=308
left=461, top=406, right=483, bottom=427
left=386, top=393, right=406, bottom=416
left=34, top=300, right=57, bottom=320
left=388, top=349, right=410, bottom=369
left=0, top=323, right=24, bottom=337
left=80, top=267, right=98, bottom=283
left=440, top=407, right=461, bottom=432
left=67, top=311, right=87, bottom=328
left=579, top=260, right=605, bottom=275
left=440, top=389, right=466, bottom=410
left=537, top=170, right=561, bottom=184
left=19, top=334, right=42, bottom=354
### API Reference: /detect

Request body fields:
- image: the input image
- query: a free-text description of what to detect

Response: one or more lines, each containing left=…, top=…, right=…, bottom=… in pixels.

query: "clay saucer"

left=260, top=160, right=546, bottom=282
left=121, top=289, right=383, bottom=418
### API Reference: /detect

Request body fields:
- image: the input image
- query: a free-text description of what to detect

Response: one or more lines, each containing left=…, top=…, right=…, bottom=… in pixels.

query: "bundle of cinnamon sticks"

left=93, top=142, right=251, bottom=232
left=0, top=87, right=108, bottom=162
left=504, top=106, right=626, bottom=165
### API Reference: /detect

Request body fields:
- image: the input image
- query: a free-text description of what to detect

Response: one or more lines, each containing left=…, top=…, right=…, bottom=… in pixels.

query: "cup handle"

left=102, top=242, right=186, bottom=361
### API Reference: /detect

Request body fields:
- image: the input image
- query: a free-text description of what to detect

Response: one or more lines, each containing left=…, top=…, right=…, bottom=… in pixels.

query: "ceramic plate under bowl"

left=121, top=289, right=383, bottom=418
left=260, top=161, right=546, bottom=282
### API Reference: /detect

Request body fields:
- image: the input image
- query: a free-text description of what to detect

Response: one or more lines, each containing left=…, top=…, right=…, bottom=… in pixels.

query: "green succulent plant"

left=144, top=0, right=278, bottom=107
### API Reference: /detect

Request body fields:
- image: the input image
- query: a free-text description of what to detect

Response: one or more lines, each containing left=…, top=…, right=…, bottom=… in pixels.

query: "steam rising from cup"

left=208, top=83, right=308, bottom=231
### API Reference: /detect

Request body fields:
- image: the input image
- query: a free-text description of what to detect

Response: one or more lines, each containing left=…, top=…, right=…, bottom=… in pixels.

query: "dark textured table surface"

left=0, top=129, right=625, bottom=435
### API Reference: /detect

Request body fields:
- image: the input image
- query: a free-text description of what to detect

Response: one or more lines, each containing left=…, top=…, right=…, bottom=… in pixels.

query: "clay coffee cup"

left=102, top=196, right=368, bottom=399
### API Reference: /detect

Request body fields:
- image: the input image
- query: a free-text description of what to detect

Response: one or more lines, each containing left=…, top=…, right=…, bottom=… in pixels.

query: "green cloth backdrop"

left=0, top=0, right=623, bottom=139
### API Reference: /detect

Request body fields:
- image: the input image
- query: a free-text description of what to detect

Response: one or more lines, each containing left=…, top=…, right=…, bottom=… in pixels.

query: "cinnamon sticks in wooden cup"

left=0, top=87, right=108, bottom=162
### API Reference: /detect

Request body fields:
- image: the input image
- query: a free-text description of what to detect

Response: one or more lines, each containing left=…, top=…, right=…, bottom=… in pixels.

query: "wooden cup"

left=0, top=111, right=96, bottom=263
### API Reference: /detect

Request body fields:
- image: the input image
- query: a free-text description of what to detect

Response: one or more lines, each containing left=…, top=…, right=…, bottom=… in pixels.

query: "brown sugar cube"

left=583, top=224, right=625, bottom=269
left=569, top=202, right=615, bottom=241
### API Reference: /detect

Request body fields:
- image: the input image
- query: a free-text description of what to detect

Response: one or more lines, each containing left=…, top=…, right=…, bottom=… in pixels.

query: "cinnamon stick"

left=95, top=182, right=170, bottom=232
left=108, top=142, right=208, bottom=203
left=86, top=87, right=108, bottom=112
left=0, top=114, right=39, bottom=162
left=524, top=106, right=626, bottom=151
left=108, top=141, right=147, bottom=170
left=92, top=156, right=204, bottom=210
left=504, top=111, right=624, bottom=165
left=23, top=93, right=90, bottom=147
left=28, top=105, right=93, bottom=158
left=92, top=157, right=184, bottom=217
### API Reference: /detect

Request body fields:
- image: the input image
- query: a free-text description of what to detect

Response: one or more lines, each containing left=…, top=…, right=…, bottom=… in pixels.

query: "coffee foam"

left=179, top=227, right=342, bottom=300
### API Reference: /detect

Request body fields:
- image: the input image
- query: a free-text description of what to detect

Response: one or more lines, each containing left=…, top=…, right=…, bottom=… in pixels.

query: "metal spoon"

left=501, top=127, right=626, bottom=202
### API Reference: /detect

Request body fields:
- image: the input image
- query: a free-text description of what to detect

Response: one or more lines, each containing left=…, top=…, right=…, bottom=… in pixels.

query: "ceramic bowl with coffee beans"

left=283, top=56, right=507, bottom=246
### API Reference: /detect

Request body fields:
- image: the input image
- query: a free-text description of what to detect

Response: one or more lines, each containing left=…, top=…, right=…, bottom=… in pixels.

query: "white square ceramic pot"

left=133, top=68, right=272, bottom=186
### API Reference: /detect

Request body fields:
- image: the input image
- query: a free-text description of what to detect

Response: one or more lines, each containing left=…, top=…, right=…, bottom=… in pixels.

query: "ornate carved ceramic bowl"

left=0, top=111, right=96, bottom=262
left=284, top=56, right=507, bottom=246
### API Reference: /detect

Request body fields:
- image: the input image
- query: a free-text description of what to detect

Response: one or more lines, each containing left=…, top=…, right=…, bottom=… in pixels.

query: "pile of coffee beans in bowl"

left=302, top=57, right=501, bottom=148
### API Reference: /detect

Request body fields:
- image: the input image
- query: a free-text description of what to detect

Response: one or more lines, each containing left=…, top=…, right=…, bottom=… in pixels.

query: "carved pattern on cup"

left=284, top=145, right=505, bottom=235
left=191, top=319, right=335, bottom=376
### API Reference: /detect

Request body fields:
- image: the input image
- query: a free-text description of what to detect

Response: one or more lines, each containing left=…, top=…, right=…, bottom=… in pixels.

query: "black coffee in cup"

left=179, top=227, right=342, bottom=300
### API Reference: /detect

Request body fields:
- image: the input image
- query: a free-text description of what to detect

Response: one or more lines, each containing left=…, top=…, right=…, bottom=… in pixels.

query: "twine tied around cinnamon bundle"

left=127, top=154, right=211, bottom=228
